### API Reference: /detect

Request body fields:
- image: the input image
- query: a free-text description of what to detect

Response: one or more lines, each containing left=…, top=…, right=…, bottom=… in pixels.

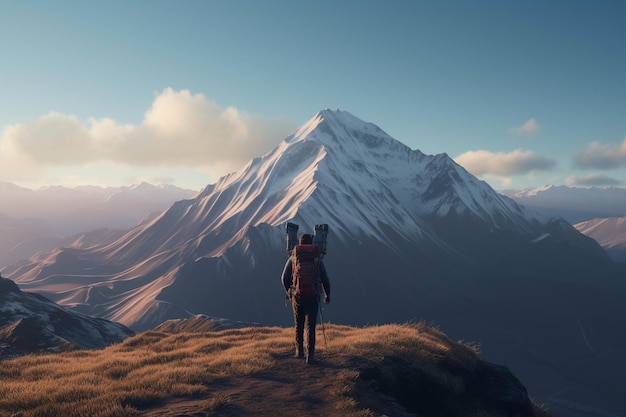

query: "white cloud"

left=565, top=174, right=623, bottom=186
left=574, top=137, right=626, bottom=169
left=3, top=112, right=94, bottom=164
left=454, top=149, right=556, bottom=176
left=508, top=118, right=540, bottom=136
left=0, top=88, right=294, bottom=184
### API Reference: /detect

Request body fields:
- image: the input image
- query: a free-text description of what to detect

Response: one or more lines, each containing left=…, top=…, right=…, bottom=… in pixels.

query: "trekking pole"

left=318, top=301, right=328, bottom=351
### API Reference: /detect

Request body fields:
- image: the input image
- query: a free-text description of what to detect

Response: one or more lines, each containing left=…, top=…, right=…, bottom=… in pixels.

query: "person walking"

left=281, top=233, right=330, bottom=364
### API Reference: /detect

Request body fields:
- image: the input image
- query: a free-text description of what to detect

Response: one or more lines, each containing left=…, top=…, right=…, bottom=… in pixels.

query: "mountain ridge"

left=575, top=216, right=626, bottom=263
left=0, top=276, right=134, bottom=359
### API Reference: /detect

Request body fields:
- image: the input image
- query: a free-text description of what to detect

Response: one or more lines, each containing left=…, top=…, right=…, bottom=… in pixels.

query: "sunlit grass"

left=0, top=322, right=551, bottom=417
left=0, top=326, right=292, bottom=416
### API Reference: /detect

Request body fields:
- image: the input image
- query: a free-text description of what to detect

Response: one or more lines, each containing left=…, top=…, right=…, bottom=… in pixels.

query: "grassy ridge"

left=0, top=322, right=554, bottom=417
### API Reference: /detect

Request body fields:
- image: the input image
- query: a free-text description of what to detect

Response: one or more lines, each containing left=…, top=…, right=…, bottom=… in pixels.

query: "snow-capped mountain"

left=501, top=185, right=626, bottom=224
left=6, top=109, right=578, bottom=328
left=5, top=109, right=626, bottom=415
left=0, top=276, right=133, bottom=359
left=6, top=109, right=616, bottom=327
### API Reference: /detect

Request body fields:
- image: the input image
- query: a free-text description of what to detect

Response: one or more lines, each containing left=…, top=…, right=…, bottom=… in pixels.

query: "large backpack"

left=291, top=244, right=321, bottom=297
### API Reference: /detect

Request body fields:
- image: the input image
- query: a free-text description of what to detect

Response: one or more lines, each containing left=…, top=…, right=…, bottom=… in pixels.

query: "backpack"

left=291, top=244, right=321, bottom=297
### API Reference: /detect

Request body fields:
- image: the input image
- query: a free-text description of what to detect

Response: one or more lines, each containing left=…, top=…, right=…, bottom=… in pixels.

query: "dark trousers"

left=292, top=295, right=319, bottom=357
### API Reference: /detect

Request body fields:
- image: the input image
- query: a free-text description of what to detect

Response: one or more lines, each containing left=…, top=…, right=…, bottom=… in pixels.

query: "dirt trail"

left=139, top=351, right=367, bottom=417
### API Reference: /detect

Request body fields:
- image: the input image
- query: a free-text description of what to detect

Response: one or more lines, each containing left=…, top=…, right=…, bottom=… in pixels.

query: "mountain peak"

left=287, top=108, right=403, bottom=151
left=159, top=109, right=539, bottom=249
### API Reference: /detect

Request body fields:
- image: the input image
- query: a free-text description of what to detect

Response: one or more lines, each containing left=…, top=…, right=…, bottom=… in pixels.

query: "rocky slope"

left=0, top=276, right=134, bottom=359
left=575, top=216, right=626, bottom=263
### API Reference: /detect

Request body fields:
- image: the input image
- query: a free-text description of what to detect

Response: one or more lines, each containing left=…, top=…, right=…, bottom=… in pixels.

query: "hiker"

left=281, top=233, right=330, bottom=364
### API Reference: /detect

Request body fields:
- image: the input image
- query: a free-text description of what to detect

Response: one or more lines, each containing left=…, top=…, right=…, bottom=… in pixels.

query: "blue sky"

left=1, top=1, right=625, bottom=191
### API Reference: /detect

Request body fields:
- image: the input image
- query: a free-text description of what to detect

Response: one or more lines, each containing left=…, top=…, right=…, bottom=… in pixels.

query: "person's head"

left=299, top=234, right=313, bottom=244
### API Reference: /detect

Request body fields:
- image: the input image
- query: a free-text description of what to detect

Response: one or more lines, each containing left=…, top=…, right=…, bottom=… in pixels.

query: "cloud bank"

left=565, top=174, right=623, bottom=187
left=0, top=88, right=294, bottom=184
left=574, top=137, right=626, bottom=169
left=454, top=149, right=556, bottom=177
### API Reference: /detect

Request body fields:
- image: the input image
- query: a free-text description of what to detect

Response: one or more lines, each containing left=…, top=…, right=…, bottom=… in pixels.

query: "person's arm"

left=320, top=261, right=330, bottom=303
left=281, top=258, right=293, bottom=294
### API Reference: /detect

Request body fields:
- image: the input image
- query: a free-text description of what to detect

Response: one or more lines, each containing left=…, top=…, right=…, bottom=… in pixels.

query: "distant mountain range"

left=0, top=276, right=133, bottom=359
left=0, top=182, right=196, bottom=267
left=0, top=181, right=196, bottom=235
left=503, top=186, right=626, bottom=263
left=501, top=185, right=626, bottom=224
left=4, top=110, right=626, bottom=415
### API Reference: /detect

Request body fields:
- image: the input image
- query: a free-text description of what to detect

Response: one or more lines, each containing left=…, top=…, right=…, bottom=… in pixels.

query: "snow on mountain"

left=7, top=109, right=609, bottom=329
left=5, top=109, right=625, bottom=414
left=501, top=185, right=626, bottom=224
left=289, top=111, right=537, bottom=240
left=180, top=109, right=540, bottom=254
left=0, top=276, right=133, bottom=359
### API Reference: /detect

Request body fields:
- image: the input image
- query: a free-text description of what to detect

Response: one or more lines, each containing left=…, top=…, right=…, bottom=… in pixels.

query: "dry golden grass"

left=0, top=322, right=552, bottom=417
left=0, top=326, right=291, bottom=417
